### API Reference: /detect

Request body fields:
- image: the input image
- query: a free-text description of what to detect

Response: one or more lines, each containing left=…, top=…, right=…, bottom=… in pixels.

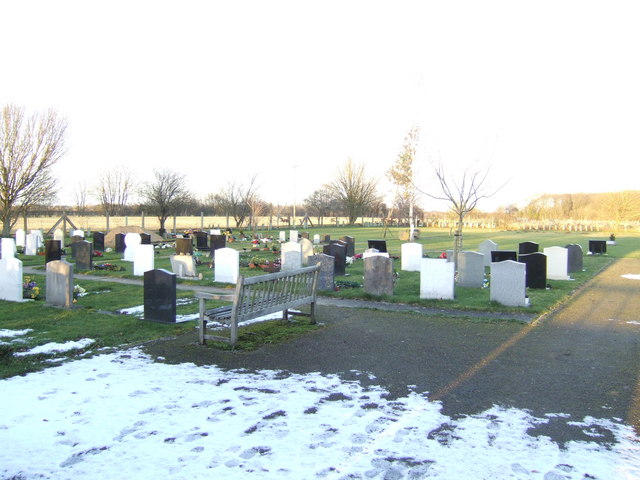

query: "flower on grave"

left=93, top=250, right=104, bottom=257
left=73, top=285, right=87, bottom=300
left=22, top=276, right=41, bottom=300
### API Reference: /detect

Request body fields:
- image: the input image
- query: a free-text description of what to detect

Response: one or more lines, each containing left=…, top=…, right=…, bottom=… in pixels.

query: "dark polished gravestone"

left=367, top=239, right=388, bottom=253
left=140, top=233, right=151, bottom=245
left=588, top=240, right=607, bottom=255
left=192, top=231, right=209, bottom=250
left=74, top=240, right=93, bottom=271
left=93, top=232, right=105, bottom=251
left=340, top=236, right=355, bottom=257
left=175, top=237, right=193, bottom=256
left=45, top=239, right=62, bottom=264
left=208, top=234, right=226, bottom=258
left=491, top=251, right=518, bottom=263
left=518, top=241, right=539, bottom=255
left=565, top=243, right=584, bottom=273
left=115, top=233, right=126, bottom=253
left=323, top=241, right=347, bottom=276
left=518, top=252, right=547, bottom=289
left=143, top=269, right=177, bottom=323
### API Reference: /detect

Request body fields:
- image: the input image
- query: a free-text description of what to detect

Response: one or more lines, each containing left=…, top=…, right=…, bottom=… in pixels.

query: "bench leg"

left=199, top=298, right=206, bottom=345
left=310, top=301, right=316, bottom=324
left=282, top=309, right=288, bottom=321
left=230, top=317, right=239, bottom=346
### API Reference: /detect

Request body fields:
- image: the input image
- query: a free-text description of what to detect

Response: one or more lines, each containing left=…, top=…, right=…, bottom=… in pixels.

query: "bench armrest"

left=195, top=291, right=234, bottom=302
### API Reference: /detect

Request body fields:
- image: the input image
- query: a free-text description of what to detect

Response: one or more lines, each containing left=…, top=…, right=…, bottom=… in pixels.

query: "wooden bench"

left=196, top=264, right=321, bottom=346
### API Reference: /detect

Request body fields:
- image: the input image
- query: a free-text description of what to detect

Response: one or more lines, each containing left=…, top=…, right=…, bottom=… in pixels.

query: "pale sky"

left=2, top=1, right=639, bottom=212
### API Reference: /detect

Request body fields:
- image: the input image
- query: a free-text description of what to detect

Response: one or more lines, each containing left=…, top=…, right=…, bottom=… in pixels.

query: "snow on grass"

left=13, top=338, right=96, bottom=357
left=1, top=348, right=638, bottom=480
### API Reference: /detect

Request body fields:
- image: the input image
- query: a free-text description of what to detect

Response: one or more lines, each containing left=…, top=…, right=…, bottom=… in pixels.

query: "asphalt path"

left=142, top=258, right=640, bottom=445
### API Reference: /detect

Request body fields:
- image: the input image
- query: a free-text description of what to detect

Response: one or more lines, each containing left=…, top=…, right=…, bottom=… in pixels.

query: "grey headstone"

left=490, top=260, right=527, bottom=307
left=565, top=244, right=583, bottom=273
left=143, top=269, right=176, bottom=323
left=458, top=251, right=485, bottom=288
left=364, top=255, right=394, bottom=296
left=46, top=260, right=74, bottom=308
left=308, top=253, right=335, bottom=291
left=74, top=240, right=93, bottom=271
left=478, top=240, right=498, bottom=267
left=299, top=237, right=314, bottom=266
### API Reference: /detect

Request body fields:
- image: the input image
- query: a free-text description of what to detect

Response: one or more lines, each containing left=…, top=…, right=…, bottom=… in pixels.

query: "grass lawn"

left=2, top=226, right=636, bottom=379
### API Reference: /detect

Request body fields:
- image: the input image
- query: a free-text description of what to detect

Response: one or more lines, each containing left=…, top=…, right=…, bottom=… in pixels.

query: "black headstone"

left=143, top=269, right=176, bottom=323
left=45, top=239, right=62, bottom=264
left=367, top=239, right=388, bottom=253
left=324, top=242, right=347, bottom=276
left=175, top=237, right=193, bottom=256
left=93, top=232, right=105, bottom=251
left=322, top=234, right=331, bottom=243
left=209, top=234, right=226, bottom=257
left=193, top=232, right=209, bottom=250
left=518, top=241, right=539, bottom=255
left=115, top=233, right=126, bottom=253
left=140, top=233, right=151, bottom=245
left=340, top=236, right=355, bottom=257
left=588, top=240, right=607, bottom=255
left=74, top=240, right=93, bottom=271
left=491, top=251, right=518, bottom=263
left=518, top=252, right=547, bottom=289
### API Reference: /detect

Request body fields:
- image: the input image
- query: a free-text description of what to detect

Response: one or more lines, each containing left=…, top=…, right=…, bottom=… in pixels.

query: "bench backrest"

left=233, top=264, right=320, bottom=322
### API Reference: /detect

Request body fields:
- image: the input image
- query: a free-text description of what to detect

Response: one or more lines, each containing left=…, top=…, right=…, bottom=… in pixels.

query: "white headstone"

left=363, top=248, right=390, bottom=259
left=30, top=230, right=44, bottom=248
left=210, top=229, right=221, bottom=235
left=279, top=231, right=287, bottom=242
left=544, top=246, right=571, bottom=280
left=401, top=242, right=423, bottom=271
left=490, top=260, right=528, bottom=307
left=170, top=255, right=197, bottom=278
left=1, top=238, right=16, bottom=259
left=458, top=251, right=485, bottom=288
left=133, top=244, right=155, bottom=276
left=214, top=247, right=239, bottom=283
left=0, top=256, right=24, bottom=302
left=123, top=232, right=142, bottom=261
left=289, top=230, right=298, bottom=242
left=478, top=239, right=498, bottom=267
left=281, top=241, right=302, bottom=271
left=15, top=229, right=26, bottom=248
left=299, top=237, right=314, bottom=266
left=25, top=233, right=38, bottom=256
left=53, top=228, right=64, bottom=244
left=420, top=258, right=455, bottom=300
left=71, top=229, right=85, bottom=238
left=313, top=234, right=320, bottom=245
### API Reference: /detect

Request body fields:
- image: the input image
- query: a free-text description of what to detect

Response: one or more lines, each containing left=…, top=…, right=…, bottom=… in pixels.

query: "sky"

left=1, top=341, right=639, bottom=479
left=2, top=1, right=639, bottom=212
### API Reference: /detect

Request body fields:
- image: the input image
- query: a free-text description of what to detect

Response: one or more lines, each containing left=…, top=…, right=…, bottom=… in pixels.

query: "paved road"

left=143, top=258, right=640, bottom=445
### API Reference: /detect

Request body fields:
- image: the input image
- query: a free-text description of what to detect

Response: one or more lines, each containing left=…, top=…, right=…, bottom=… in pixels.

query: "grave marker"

left=124, top=232, right=142, bottom=261
left=490, top=251, right=518, bottom=263
left=490, top=260, right=528, bottom=307
left=364, top=255, right=394, bottom=296
left=457, top=251, right=485, bottom=288
left=0, top=254, right=24, bottom=302
left=175, top=237, right=193, bottom=256
left=281, top=241, right=303, bottom=271
left=170, top=255, right=198, bottom=278
left=45, top=239, right=62, bottom=264
left=133, top=244, right=155, bottom=276
left=518, top=252, right=547, bottom=289
left=308, top=253, right=335, bottom=291
left=518, top=241, right=539, bottom=255
left=565, top=244, right=584, bottom=273
left=323, top=242, right=347, bottom=276
left=367, top=239, right=387, bottom=253
left=214, top=247, right=239, bottom=283
left=46, top=260, right=74, bottom=308
left=299, top=237, right=314, bottom=266
left=420, top=258, right=455, bottom=300
left=93, top=232, right=105, bottom=251
left=401, top=242, right=422, bottom=271
left=544, top=246, right=570, bottom=280
left=478, top=240, right=498, bottom=267
left=144, top=269, right=177, bottom=323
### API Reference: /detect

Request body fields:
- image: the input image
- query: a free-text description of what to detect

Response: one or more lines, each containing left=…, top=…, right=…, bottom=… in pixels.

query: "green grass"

left=1, top=227, right=635, bottom=378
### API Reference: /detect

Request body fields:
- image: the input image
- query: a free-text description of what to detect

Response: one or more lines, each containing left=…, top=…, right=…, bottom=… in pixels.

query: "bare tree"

left=304, top=186, right=335, bottom=226
left=138, top=168, right=194, bottom=235
left=424, top=161, right=503, bottom=268
left=329, top=158, right=380, bottom=225
left=213, top=175, right=259, bottom=228
left=74, top=180, right=89, bottom=215
left=387, top=125, right=420, bottom=240
left=94, top=166, right=135, bottom=216
left=0, top=104, right=67, bottom=236
left=603, top=190, right=640, bottom=230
